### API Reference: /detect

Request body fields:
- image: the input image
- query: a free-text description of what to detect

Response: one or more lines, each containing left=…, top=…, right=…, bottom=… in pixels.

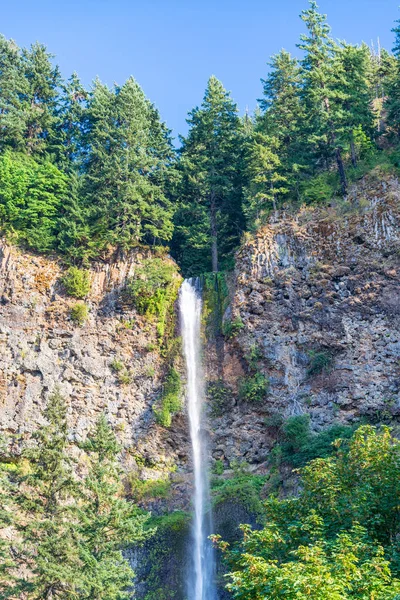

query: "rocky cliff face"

left=1, top=173, right=400, bottom=599
left=208, top=173, right=400, bottom=468
left=0, top=243, right=190, bottom=508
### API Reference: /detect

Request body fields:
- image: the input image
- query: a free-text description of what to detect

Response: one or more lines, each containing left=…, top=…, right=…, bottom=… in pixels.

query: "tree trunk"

left=335, top=147, right=347, bottom=196
left=210, top=192, right=218, bottom=273
left=350, top=132, right=357, bottom=168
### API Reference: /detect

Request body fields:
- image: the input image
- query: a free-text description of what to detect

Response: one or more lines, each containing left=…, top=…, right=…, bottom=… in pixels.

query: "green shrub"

left=62, top=266, right=91, bottom=299
left=0, top=150, right=67, bottom=253
left=273, top=414, right=355, bottom=468
left=211, top=462, right=266, bottom=515
left=70, top=302, right=88, bottom=325
left=127, top=258, right=181, bottom=343
left=245, top=343, right=263, bottom=370
left=154, top=367, right=182, bottom=427
left=215, top=426, right=400, bottom=600
left=128, top=476, right=171, bottom=501
left=307, top=350, right=333, bottom=376
left=110, top=359, right=124, bottom=373
left=207, top=379, right=231, bottom=417
left=222, top=316, right=244, bottom=339
left=239, top=372, right=269, bottom=403
left=212, top=459, right=224, bottom=475
left=127, top=258, right=178, bottom=316
left=117, top=369, right=132, bottom=386
left=300, top=170, right=339, bottom=204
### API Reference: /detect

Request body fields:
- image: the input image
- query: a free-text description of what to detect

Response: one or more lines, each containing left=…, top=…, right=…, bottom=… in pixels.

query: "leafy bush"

left=215, top=426, right=400, bottom=599
left=300, top=169, right=339, bottom=204
left=110, top=359, right=124, bottom=373
left=127, top=258, right=181, bottom=342
left=127, top=258, right=177, bottom=316
left=207, top=379, right=231, bottom=417
left=222, top=316, right=244, bottom=339
left=0, top=150, right=67, bottom=252
left=154, top=367, right=182, bottom=427
left=62, top=266, right=91, bottom=299
left=128, top=476, right=171, bottom=501
left=239, top=372, right=269, bottom=403
left=272, top=414, right=355, bottom=468
left=211, top=461, right=266, bottom=515
left=70, top=302, right=88, bottom=325
left=244, top=343, right=263, bottom=370
left=117, top=369, right=132, bottom=385
left=307, top=350, right=333, bottom=376
left=212, top=459, right=224, bottom=475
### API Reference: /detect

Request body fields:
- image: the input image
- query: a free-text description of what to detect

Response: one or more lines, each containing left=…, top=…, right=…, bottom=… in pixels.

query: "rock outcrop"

left=208, top=174, right=400, bottom=467
left=0, top=243, right=191, bottom=507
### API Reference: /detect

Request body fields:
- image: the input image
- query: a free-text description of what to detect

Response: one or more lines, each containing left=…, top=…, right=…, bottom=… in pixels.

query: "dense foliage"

left=1, top=1, right=400, bottom=273
left=0, top=392, right=151, bottom=598
left=214, top=426, right=400, bottom=599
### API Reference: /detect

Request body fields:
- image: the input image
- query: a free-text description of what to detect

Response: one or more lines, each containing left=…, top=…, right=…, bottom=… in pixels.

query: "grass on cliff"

left=61, top=266, right=91, bottom=298
left=154, top=366, right=182, bottom=428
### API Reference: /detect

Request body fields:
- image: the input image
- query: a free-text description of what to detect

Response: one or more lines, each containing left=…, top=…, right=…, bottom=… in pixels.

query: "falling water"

left=179, top=279, right=217, bottom=600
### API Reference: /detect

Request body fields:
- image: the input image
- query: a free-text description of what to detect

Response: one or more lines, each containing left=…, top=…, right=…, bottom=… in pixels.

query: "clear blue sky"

left=2, top=0, right=398, bottom=141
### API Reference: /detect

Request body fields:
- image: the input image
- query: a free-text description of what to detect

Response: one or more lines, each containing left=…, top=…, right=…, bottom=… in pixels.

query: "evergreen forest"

left=1, top=1, right=400, bottom=275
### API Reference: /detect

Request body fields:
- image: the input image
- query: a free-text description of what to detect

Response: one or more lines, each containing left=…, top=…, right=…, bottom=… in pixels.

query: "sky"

left=1, top=0, right=398, bottom=141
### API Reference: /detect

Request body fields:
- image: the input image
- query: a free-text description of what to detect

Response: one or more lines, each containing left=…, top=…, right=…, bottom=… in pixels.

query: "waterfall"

left=179, top=279, right=217, bottom=600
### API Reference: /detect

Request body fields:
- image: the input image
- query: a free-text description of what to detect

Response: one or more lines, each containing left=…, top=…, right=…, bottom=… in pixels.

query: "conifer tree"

left=13, top=390, right=83, bottom=599
left=298, top=1, right=348, bottom=194
left=52, top=72, right=87, bottom=168
left=0, top=438, right=19, bottom=599
left=173, top=76, right=243, bottom=273
left=20, top=43, right=62, bottom=154
left=386, top=17, right=400, bottom=136
left=259, top=50, right=302, bottom=146
left=82, top=77, right=173, bottom=253
left=258, top=50, right=304, bottom=198
left=56, top=171, right=94, bottom=264
left=78, top=415, right=151, bottom=599
left=334, top=43, right=375, bottom=167
left=0, top=36, right=28, bottom=152
left=244, top=132, right=287, bottom=227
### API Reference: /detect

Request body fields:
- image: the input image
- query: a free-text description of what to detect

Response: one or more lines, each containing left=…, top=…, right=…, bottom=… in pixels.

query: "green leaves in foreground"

left=214, top=425, right=400, bottom=599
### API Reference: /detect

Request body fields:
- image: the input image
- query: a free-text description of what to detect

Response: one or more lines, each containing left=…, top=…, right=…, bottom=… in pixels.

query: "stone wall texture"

left=208, top=174, right=400, bottom=469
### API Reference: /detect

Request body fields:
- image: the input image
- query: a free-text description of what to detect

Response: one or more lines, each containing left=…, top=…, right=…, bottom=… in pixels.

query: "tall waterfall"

left=179, top=279, right=217, bottom=600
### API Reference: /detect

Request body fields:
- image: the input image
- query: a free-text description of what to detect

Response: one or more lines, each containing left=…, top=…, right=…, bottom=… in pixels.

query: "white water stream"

left=179, top=279, right=217, bottom=600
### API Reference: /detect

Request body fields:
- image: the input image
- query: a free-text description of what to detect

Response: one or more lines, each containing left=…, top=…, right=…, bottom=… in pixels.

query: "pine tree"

left=13, top=390, right=83, bottom=599
left=259, top=50, right=302, bottom=145
left=52, top=72, right=88, bottom=168
left=298, top=1, right=348, bottom=194
left=20, top=43, right=62, bottom=154
left=173, top=76, right=244, bottom=274
left=385, top=17, right=400, bottom=137
left=78, top=415, right=152, bottom=600
left=56, top=170, right=94, bottom=264
left=244, top=132, right=287, bottom=228
left=82, top=77, right=173, bottom=253
left=334, top=43, right=375, bottom=167
left=0, top=438, right=19, bottom=599
left=258, top=49, right=305, bottom=199
left=0, top=36, right=28, bottom=152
